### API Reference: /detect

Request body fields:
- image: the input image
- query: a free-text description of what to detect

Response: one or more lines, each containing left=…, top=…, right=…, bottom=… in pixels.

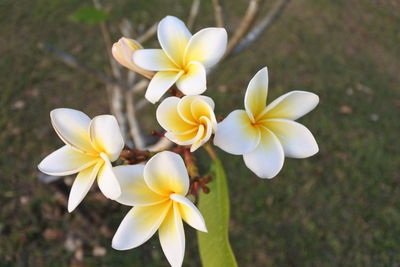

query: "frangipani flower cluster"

left=39, top=14, right=320, bottom=267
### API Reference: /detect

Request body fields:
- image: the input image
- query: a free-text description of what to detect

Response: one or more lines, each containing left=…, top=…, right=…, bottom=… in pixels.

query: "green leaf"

left=69, top=7, right=110, bottom=24
left=197, top=158, right=238, bottom=267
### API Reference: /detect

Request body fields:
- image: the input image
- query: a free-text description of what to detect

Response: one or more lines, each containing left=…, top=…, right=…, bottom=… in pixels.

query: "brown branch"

left=232, top=0, right=291, bottom=55
left=212, top=0, right=224, bottom=27
left=187, top=0, right=201, bottom=30
left=137, top=23, right=158, bottom=43
left=225, top=0, right=260, bottom=57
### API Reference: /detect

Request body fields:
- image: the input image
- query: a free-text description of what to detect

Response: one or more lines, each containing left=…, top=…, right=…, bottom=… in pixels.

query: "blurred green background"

left=1, top=0, right=399, bottom=266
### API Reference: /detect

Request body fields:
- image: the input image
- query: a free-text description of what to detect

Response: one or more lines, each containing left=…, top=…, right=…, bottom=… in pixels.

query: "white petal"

left=89, top=115, right=124, bottom=162
left=113, top=165, right=166, bottom=206
left=50, top=108, right=95, bottom=153
left=38, top=145, right=98, bottom=176
left=145, top=71, right=183, bottom=104
left=184, top=28, right=227, bottom=68
left=144, top=151, right=189, bottom=196
left=159, top=202, right=185, bottom=267
left=263, top=119, right=319, bottom=158
left=213, top=110, right=261, bottom=155
left=112, top=201, right=172, bottom=250
left=68, top=160, right=102, bottom=212
left=243, top=127, right=284, bottom=179
left=158, top=16, right=192, bottom=66
left=170, top=194, right=207, bottom=232
left=176, top=61, right=206, bottom=95
left=164, top=127, right=200, bottom=146
left=97, top=154, right=121, bottom=199
left=262, top=91, right=319, bottom=120
left=244, top=67, right=268, bottom=121
left=156, top=97, right=194, bottom=133
left=133, top=49, right=179, bottom=71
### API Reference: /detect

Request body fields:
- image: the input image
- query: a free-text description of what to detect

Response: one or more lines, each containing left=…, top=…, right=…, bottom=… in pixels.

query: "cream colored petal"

left=261, top=91, right=319, bottom=120
left=111, top=38, right=154, bottom=79
left=68, top=160, right=102, bottom=212
left=50, top=108, right=96, bottom=154
left=190, top=117, right=212, bottom=152
left=170, top=193, right=207, bottom=232
left=262, top=119, right=319, bottom=158
left=112, top=201, right=172, bottom=250
left=158, top=202, right=185, bottom=267
left=38, top=145, right=98, bottom=176
left=158, top=16, right=192, bottom=67
left=213, top=110, right=261, bottom=155
left=156, top=97, right=194, bottom=133
left=89, top=115, right=124, bottom=162
left=243, top=127, right=284, bottom=179
left=184, top=27, right=227, bottom=68
left=144, top=151, right=189, bottom=196
left=176, top=61, right=206, bottom=96
left=97, top=154, right=121, bottom=199
left=244, top=67, right=269, bottom=121
left=113, top=165, right=167, bottom=206
left=145, top=71, right=183, bottom=104
left=133, top=49, right=179, bottom=71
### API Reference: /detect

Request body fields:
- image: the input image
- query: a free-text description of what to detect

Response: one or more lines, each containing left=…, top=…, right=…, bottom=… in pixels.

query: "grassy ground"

left=1, top=0, right=399, bottom=266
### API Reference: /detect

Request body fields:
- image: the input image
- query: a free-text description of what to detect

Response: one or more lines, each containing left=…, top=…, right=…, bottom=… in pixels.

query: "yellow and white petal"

left=190, top=117, right=212, bottom=152
left=176, top=95, right=216, bottom=126
left=97, top=154, right=121, bottom=199
left=38, top=145, right=98, bottom=176
left=158, top=202, right=185, bottom=267
left=89, top=115, right=124, bottom=162
left=244, top=67, right=269, bottom=121
left=243, top=127, right=284, bottom=179
left=68, top=160, right=103, bottom=212
left=112, top=201, right=172, bottom=250
left=176, top=61, right=206, bottom=96
left=164, top=127, right=200, bottom=146
left=158, top=16, right=192, bottom=67
left=145, top=71, right=183, bottom=104
left=170, top=193, right=207, bottom=232
left=156, top=97, right=194, bottom=133
left=213, top=110, right=261, bottom=155
left=144, top=151, right=189, bottom=196
left=133, top=49, right=179, bottom=71
left=113, top=165, right=166, bottom=206
left=262, top=91, right=319, bottom=120
left=184, top=28, right=227, bottom=68
left=262, top=119, right=319, bottom=158
left=50, top=108, right=96, bottom=154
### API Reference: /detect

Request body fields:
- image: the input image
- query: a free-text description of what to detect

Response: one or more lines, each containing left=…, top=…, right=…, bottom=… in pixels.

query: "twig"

left=38, top=42, right=130, bottom=90
left=232, top=0, right=291, bottom=55
left=146, top=137, right=173, bottom=152
left=132, top=79, right=149, bottom=93
left=126, top=89, right=146, bottom=149
left=212, top=0, right=224, bottom=27
left=187, top=0, right=201, bottom=30
left=225, top=0, right=260, bottom=57
left=137, top=23, right=158, bottom=43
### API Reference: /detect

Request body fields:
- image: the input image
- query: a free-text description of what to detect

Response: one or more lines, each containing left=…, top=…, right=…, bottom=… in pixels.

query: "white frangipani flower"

left=38, top=108, right=124, bottom=211
left=214, top=67, right=319, bottom=178
left=156, top=95, right=217, bottom=152
left=112, top=151, right=207, bottom=267
left=132, top=15, right=228, bottom=103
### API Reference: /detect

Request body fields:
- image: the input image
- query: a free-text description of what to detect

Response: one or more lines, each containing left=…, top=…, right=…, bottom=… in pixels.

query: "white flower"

left=156, top=95, right=217, bottom=152
left=38, top=108, right=124, bottom=211
left=133, top=15, right=227, bottom=103
left=112, top=151, right=207, bottom=267
left=214, top=67, right=319, bottom=178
